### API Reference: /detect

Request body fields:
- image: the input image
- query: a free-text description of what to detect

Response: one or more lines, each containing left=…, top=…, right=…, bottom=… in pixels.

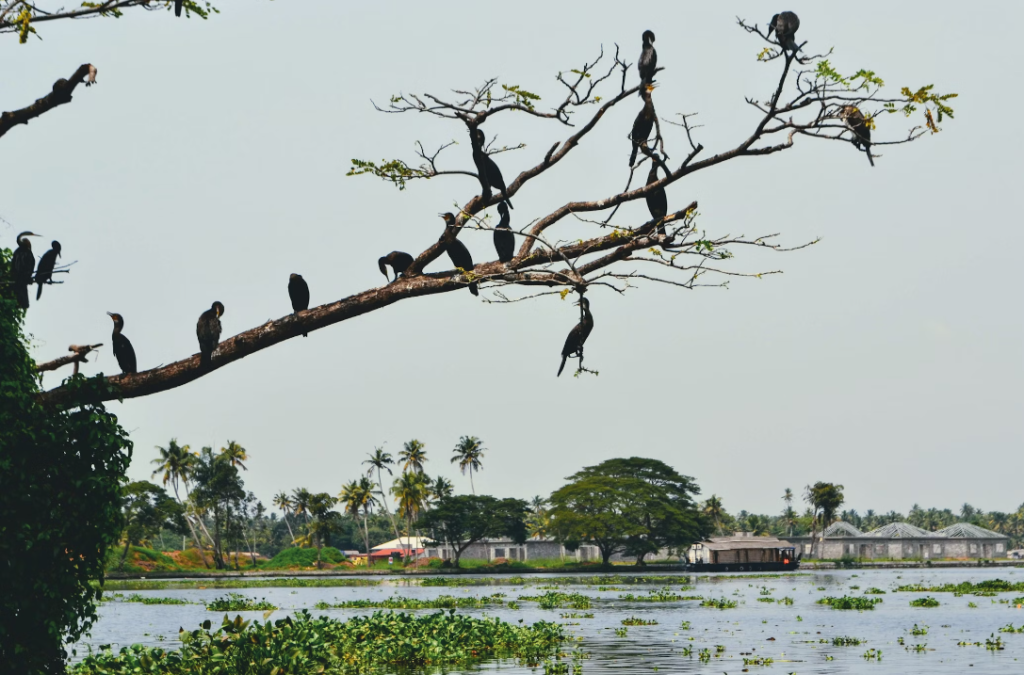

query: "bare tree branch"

left=0, top=63, right=95, bottom=138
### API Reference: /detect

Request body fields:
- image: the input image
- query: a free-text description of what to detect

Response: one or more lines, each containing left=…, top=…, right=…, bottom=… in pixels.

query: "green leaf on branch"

left=347, top=158, right=430, bottom=190
left=501, top=85, right=541, bottom=111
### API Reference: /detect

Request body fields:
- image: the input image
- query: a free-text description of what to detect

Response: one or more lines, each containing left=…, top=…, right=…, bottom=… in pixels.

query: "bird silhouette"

left=288, top=273, right=310, bottom=337
left=35, top=240, right=61, bottom=300
left=558, top=297, right=594, bottom=377
left=197, top=301, right=225, bottom=366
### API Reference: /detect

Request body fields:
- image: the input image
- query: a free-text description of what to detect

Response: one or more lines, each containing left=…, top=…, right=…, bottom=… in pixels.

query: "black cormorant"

left=175, top=1, right=183, bottom=17
left=107, top=312, right=137, bottom=374
left=839, top=105, right=874, bottom=167
left=767, top=12, right=800, bottom=55
left=638, top=30, right=657, bottom=94
left=197, top=301, right=224, bottom=366
left=288, top=273, right=310, bottom=337
left=35, top=240, right=61, bottom=300
left=471, top=128, right=513, bottom=209
left=645, top=156, right=668, bottom=235
left=629, top=85, right=656, bottom=167
left=12, top=231, right=39, bottom=310
left=378, top=251, right=414, bottom=282
left=440, top=213, right=479, bottom=296
left=558, top=296, right=594, bottom=377
left=493, top=202, right=514, bottom=264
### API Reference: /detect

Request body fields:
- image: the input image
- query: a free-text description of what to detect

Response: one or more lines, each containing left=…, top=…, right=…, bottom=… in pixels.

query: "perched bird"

left=645, top=156, right=668, bottom=235
left=196, top=301, right=225, bottom=366
left=11, top=231, right=39, bottom=310
left=440, top=213, right=479, bottom=296
left=558, top=297, right=594, bottom=377
left=839, top=105, right=874, bottom=167
left=638, top=30, right=657, bottom=94
left=35, top=240, right=61, bottom=300
left=378, top=251, right=414, bottom=282
left=175, top=0, right=183, bottom=18
left=85, top=64, right=98, bottom=87
left=288, top=273, right=310, bottom=337
left=106, top=312, right=137, bottom=375
left=629, top=85, right=656, bottom=167
left=767, top=12, right=801, bottom=55
left=493, top=202, right=515, bottom=264
left=471, top=128, right=513, bottom=209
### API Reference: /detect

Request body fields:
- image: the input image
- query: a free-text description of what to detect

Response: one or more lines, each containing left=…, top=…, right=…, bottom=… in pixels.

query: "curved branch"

left=0, top=63, right=95, bottom=138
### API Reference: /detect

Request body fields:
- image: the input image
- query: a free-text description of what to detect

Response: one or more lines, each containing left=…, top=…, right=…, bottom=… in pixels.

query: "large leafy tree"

left=549, top=457, right=704, bottom=565
left=117, top=481, right=185, bottom=570
left=804, top=482, right=845, bottom=558
left=0, top=251, right=133, bottom=672
left=417, top=495, right=528, bottom=567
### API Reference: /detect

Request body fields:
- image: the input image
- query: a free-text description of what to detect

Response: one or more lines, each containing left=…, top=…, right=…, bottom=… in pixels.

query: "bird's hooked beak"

left=106, top=312, right=117, bottom=322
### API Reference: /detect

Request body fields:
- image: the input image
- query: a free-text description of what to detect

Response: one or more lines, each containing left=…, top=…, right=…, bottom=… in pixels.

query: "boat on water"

left=686, top=533, right=800, bottom=572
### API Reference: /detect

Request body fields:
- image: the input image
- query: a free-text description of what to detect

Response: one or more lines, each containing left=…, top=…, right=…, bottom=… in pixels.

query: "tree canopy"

left=417, top=495, right=528, bottom=567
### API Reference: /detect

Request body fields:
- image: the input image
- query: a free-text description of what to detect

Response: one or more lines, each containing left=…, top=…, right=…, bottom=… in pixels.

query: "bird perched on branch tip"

left=288, top=273, right=310, bottom=337
left=629, top=84, right=657, bottom=167
left=378, top=251, right=414, bottom=282
left=767, top=11, right=800, bottom=55
left=839, top=105, right=874, bottom=167
left=197, top=301, right=224, bottom=366
left=558, top=296, right=594, bottom=377
left=35, top=240, right=61, bottom=300
left=107, top=312, right=137, bottom=374
left=440, top=213, right=479, bottom=296
left=638, top=30, right=657, bottom=95
left=493, top=202, right=515, bottom=264
left=471, top=128, right=513, bottom=210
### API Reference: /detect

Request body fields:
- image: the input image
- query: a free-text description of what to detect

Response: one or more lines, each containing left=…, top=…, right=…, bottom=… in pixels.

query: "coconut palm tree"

left=450, top=435, right=485, bottom=494
left=703, top=495, right=724, bottom=535
left=151, top=439, right=210, bottom=567
left=398, top=439, right=427, bottom=474
left=218, top=440, right=249, bottom=470
left=391, top=471, right=430, bottom=557
left=782, top=488, right=793, bottom=510
left=431, top=475, right=454, bottom=500
left=363, top=447, right=402, bottom=544
left=292, top=488, right=313, bottom=524
left=273, top=491, right=296, bottom=543
left=340, top=478, right=377, bottom=556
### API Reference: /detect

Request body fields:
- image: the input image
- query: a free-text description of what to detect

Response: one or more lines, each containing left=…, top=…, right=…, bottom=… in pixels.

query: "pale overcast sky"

left=4, top=2, right=1021, bottom=517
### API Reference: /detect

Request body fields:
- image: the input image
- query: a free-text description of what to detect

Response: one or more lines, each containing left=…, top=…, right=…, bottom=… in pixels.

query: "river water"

left=79, top=567, right=1024, bottom=673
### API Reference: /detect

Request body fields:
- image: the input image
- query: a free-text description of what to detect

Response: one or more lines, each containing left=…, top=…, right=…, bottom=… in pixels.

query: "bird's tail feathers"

left=469, top=282, right=479, bottom=297
left=36, top=282, right=43, bottom=300
left=629, top=145, right=639, bottom=167
left=15, top=284, right=29, bottom=309
left=558, top=355, right=568, bottom=377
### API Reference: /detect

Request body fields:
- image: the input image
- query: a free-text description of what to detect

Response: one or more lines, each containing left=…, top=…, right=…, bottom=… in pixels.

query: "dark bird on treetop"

left=378, top=251, right=414, bottom=283
left=629, top=85, right=657, bottom=167
left=35, top=240, right=61, bottom=300
left=471, top=128, right=513, bottom=209
left=493, top=202, right=515, bottom=264
left=175, top=1, right=183, bottom=18
left=288, top=273, right=310, bottom=337
left=638, top=30, right=657, bottom=95
left=839, top=105, right=874, bottom=167
left=197, top=301, right=225, bottom=366
left=558, top=296, right=594, bottom=377
left=645, top=157, right=668, bottom=235
left=440, top=213, right=479, bottom=296
left=767, top=12, right=800, bottom=54
left=107, top=312, right=137, bottom=375
left=12, top=231, right=40, bottom=310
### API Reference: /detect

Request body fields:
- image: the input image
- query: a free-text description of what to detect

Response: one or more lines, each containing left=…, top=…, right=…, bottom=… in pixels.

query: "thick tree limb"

left=0, top=63, right=95, bottom=139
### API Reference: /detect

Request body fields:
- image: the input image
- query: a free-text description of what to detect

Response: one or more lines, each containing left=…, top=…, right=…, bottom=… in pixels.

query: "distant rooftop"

left=934, top=523, right=1006, bottom=539
left=823, top=521, right=864, bottom=537
left=863, top=522, right=939, bottom=538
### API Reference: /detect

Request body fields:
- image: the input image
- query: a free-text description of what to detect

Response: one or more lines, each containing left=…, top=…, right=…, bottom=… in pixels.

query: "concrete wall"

left=788, top=536, right=1008, bottom=559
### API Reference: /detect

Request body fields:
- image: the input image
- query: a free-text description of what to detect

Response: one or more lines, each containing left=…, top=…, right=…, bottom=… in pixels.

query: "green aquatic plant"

left=863, top=587, right=886, bottom=594
left=895, top=579, right=1024, bottom=594
left=816, top=596, right=882, bottom=610
left=832, top=636, right=864, bottom=646
left=698, top=647, right=711, bottom=663
left=862, top=647, right=882, bottom=661
left=614, top=627, right=628, bottom=637
left=743, top=656, right=774, bottom=665
left=517, top=591, right=592, bottom=610
left=700, top=597, right=737, bottom=609
left=124, top=594, right=191, bottom=606
left=102, top=577, right=380, bottom=591
left=985, top=634, right=1005, bottom=651
left=909, top=596, right=940, bottom=608
left=910, top=623, right=928, bottom=636
left=998, top=623, right=1024, bottom=634
left=206, top=593, right=277, bottom=612
left=908, top=643, right=927, bottom=653
left=559, top=612, right=593, bottom=619
left=317, top=594, right=506, bottom=610
left=617, top=587, right=693, bottom=602
left=71, top=609, right=566, bottom=673
left=621, top=616, right=658, bottom=626
left=680, top=620, right=691, bottom=630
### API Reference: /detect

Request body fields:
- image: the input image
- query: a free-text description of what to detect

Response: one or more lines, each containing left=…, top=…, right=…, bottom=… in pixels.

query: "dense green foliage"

left=908, top=596, right=940, bottom=608
left=0, top=249, right=134, bottom=672
left=316, top=594, right=507, bottom=610
left=205, top=593, right=277, bottom=611
left=71, top=610, right=566, bottom=674
left=894, top=579, right=1024, bottom=594
left=102, top=577, right=379, bottom=591
left=262, top=546, right=347, bottom=569
left=416, top=494, right=529, bottom=566
left=548, top=457, right=705, bottom=564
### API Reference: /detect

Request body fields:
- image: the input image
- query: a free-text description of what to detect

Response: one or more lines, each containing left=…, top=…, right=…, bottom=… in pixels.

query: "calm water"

left=79, top=568, right=1024, bottom=673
